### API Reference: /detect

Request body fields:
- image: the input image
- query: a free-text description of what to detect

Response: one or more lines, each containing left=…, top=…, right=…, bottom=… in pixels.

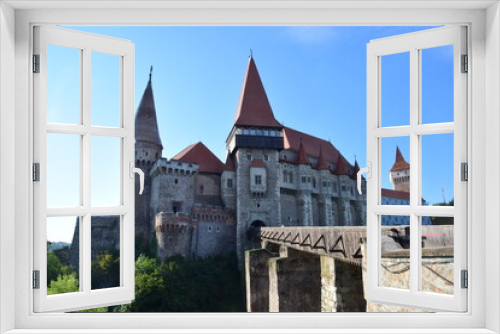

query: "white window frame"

left=365, top=26, right=467, bottom=312
left=0, top=2, right=498, bottom=333
left=32, top=25, right=136, bottom=313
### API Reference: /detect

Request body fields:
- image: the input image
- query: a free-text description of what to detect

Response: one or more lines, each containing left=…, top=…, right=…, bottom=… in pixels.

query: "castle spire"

left=135, top=68, right=163, bottom=149
left=316, top=144, right=329, bottom=170
left=233, top=57, right=283, bottom=129
left=351, top=159, right=360, bottom=179
left=334, top=154, right=349, bottom=176
left=295, top=138, right=310, bottom=165
left=390, top=146, right=410, bottom=171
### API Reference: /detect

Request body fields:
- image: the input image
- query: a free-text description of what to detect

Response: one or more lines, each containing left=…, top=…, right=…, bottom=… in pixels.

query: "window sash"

left=366, top=26, right=467, bottom=312
left=33, top=25, right=136, bottom=313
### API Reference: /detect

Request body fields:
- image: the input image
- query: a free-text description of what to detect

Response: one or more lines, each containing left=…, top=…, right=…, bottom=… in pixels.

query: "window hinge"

left=33, top=163, right=40, bottom=182
left=33, top=270, right=40, bottom=289
left=461, top=54, right=468, bottom=73
left=33, top=54, right=40, bottom=73
left=461, top=162, right=468, bottom=182
left=461, top=270, right=468, bottom=289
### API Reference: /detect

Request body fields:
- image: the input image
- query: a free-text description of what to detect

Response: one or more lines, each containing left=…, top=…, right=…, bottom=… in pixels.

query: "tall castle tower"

left=225, top=56, right=284, bottom=261
left=389, top=146, right=410, bottom=192
left=135, top=68, right=163, bottom=243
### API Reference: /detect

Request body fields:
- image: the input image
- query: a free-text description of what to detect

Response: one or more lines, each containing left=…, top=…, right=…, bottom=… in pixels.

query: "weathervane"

left=149, top=66, right=153, bottom=80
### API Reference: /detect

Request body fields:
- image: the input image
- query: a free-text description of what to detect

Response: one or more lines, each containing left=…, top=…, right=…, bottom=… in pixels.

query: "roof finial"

left=249, top=48, right=253, bottom=58
left=149, top=66, right=153, bottom=81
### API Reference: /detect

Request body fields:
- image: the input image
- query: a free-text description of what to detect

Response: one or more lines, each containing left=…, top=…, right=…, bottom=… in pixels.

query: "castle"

left=131, top=56, right=423, bottom=263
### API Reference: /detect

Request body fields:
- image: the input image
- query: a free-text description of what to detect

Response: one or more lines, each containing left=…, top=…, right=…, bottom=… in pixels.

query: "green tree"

left=115, top=254, right=245, bottom=312
left=47, top=273, right=79, bottom=295
left=91, top=251, right=120, bottom=289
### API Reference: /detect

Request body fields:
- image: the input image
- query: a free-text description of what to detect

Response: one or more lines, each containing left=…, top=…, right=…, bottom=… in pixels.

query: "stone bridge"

left=245, top=225, right=454, bottom=313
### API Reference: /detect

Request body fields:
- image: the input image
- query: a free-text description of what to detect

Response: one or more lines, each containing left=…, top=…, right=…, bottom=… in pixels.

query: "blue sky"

left=47, top=26, right=455, bottom=242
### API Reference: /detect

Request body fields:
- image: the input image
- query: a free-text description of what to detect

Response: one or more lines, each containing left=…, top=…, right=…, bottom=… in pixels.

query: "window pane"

left=421, top=133, right=454, bottom=206
left=421, top=45, right=454, bottom=124
left=91, top=52, right=121, bottom=127
left=47, top=216, right=79, bottom=295
left=421, top=216, right=454, bottom=295
left=47, top=133, right=80, bottom=207
left=380, top=218, right=410, bottom=290
left=91, top=216, right=121, bottom=290
left=381, top=52, right=410, bottom=127
left=91, top=136, right=121, bottom=206
left=47, top=44, right=80, bottom=124
left=381, top=136, right=410, bottom=205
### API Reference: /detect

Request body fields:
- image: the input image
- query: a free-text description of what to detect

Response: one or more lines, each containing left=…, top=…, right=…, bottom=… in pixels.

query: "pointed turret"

left=389, top=146, right=410, bottom=192
left=334, top=155, right=349, bottom=176
left=351, top=159, right=360, bottom=179
left=296, top=138, right=310, bottom=165
left=135, top=67, right=163, bottom=150
left=233, top=57, right=283, bottom=128
left=390, top=146, right=410, bottom=171
left=316, top=144, right=329, bottom=170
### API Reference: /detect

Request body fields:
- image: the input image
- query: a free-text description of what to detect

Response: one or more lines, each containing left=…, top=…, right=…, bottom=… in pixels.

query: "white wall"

left=0, top=2, right=16, bottom=333
left=486, top=2, right=500, bottom=333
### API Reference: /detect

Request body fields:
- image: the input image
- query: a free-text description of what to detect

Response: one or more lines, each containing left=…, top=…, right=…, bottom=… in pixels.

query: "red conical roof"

left=390, top=146, right=410, bottom=171
left=334, top=155, right=349, bottom=176
left=295, top=139, right=311, bottom=165
left=172, top=142, right=224, bottom=174
left=233, top=57, right=283, bottom=129
left=135, top=69, right=163, bottom=149
left=316, top=144, right=329, bottom=170
left=224, top=154, right=235, bottom=171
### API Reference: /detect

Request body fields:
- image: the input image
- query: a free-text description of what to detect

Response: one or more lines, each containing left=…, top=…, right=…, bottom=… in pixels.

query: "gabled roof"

left=233, top=57, right=283, bottom=129
left=172, top=142, right=224, bottom=174
left=316, top=144, right=329, bottom=170
left=224, top=155, right=235, bottom=171
left=390, top=146, right=410, bottom=171
left=295, top=139, right=311, bottom=165
left=135, top=69, right=163, bottom=149
left=334, top=155, right=350, bottom=176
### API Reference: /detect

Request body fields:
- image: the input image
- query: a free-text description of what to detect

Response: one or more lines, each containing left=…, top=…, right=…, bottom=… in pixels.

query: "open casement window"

left=365, top=26, right=467, bottom=312
left=33, top=26, right=136, bottom=312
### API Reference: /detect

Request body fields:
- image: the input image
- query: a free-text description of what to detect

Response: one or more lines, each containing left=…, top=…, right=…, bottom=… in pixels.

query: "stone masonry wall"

left=360, top=240, right=454, bottom=312
left=236, top=148, right=282, bottom=265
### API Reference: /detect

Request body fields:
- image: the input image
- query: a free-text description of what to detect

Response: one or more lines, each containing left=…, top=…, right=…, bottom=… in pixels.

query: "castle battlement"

left=155, top=212, right=193, bottom=225
left=150, top=158, right=199, bottom=178
left=192, top=206, right=235, bottom=225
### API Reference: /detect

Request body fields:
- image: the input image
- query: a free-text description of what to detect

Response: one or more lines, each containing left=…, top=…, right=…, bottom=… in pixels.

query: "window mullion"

left=409, top=47, right=420, bottom=294
left=82, top=47, right=92, bottom=294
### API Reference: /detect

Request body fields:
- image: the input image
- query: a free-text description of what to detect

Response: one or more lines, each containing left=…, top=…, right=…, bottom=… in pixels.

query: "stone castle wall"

left=192, top=206, right=236, bottom=257
left=235, top=148, right=282, bottom=264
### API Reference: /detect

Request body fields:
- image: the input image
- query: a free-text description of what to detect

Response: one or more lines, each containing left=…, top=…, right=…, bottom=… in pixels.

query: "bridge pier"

left=246, top=244, right=367, bottom=312
left=268, top=254, right=322, bottom=312
left=245, top=249, right=273, bottom=312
